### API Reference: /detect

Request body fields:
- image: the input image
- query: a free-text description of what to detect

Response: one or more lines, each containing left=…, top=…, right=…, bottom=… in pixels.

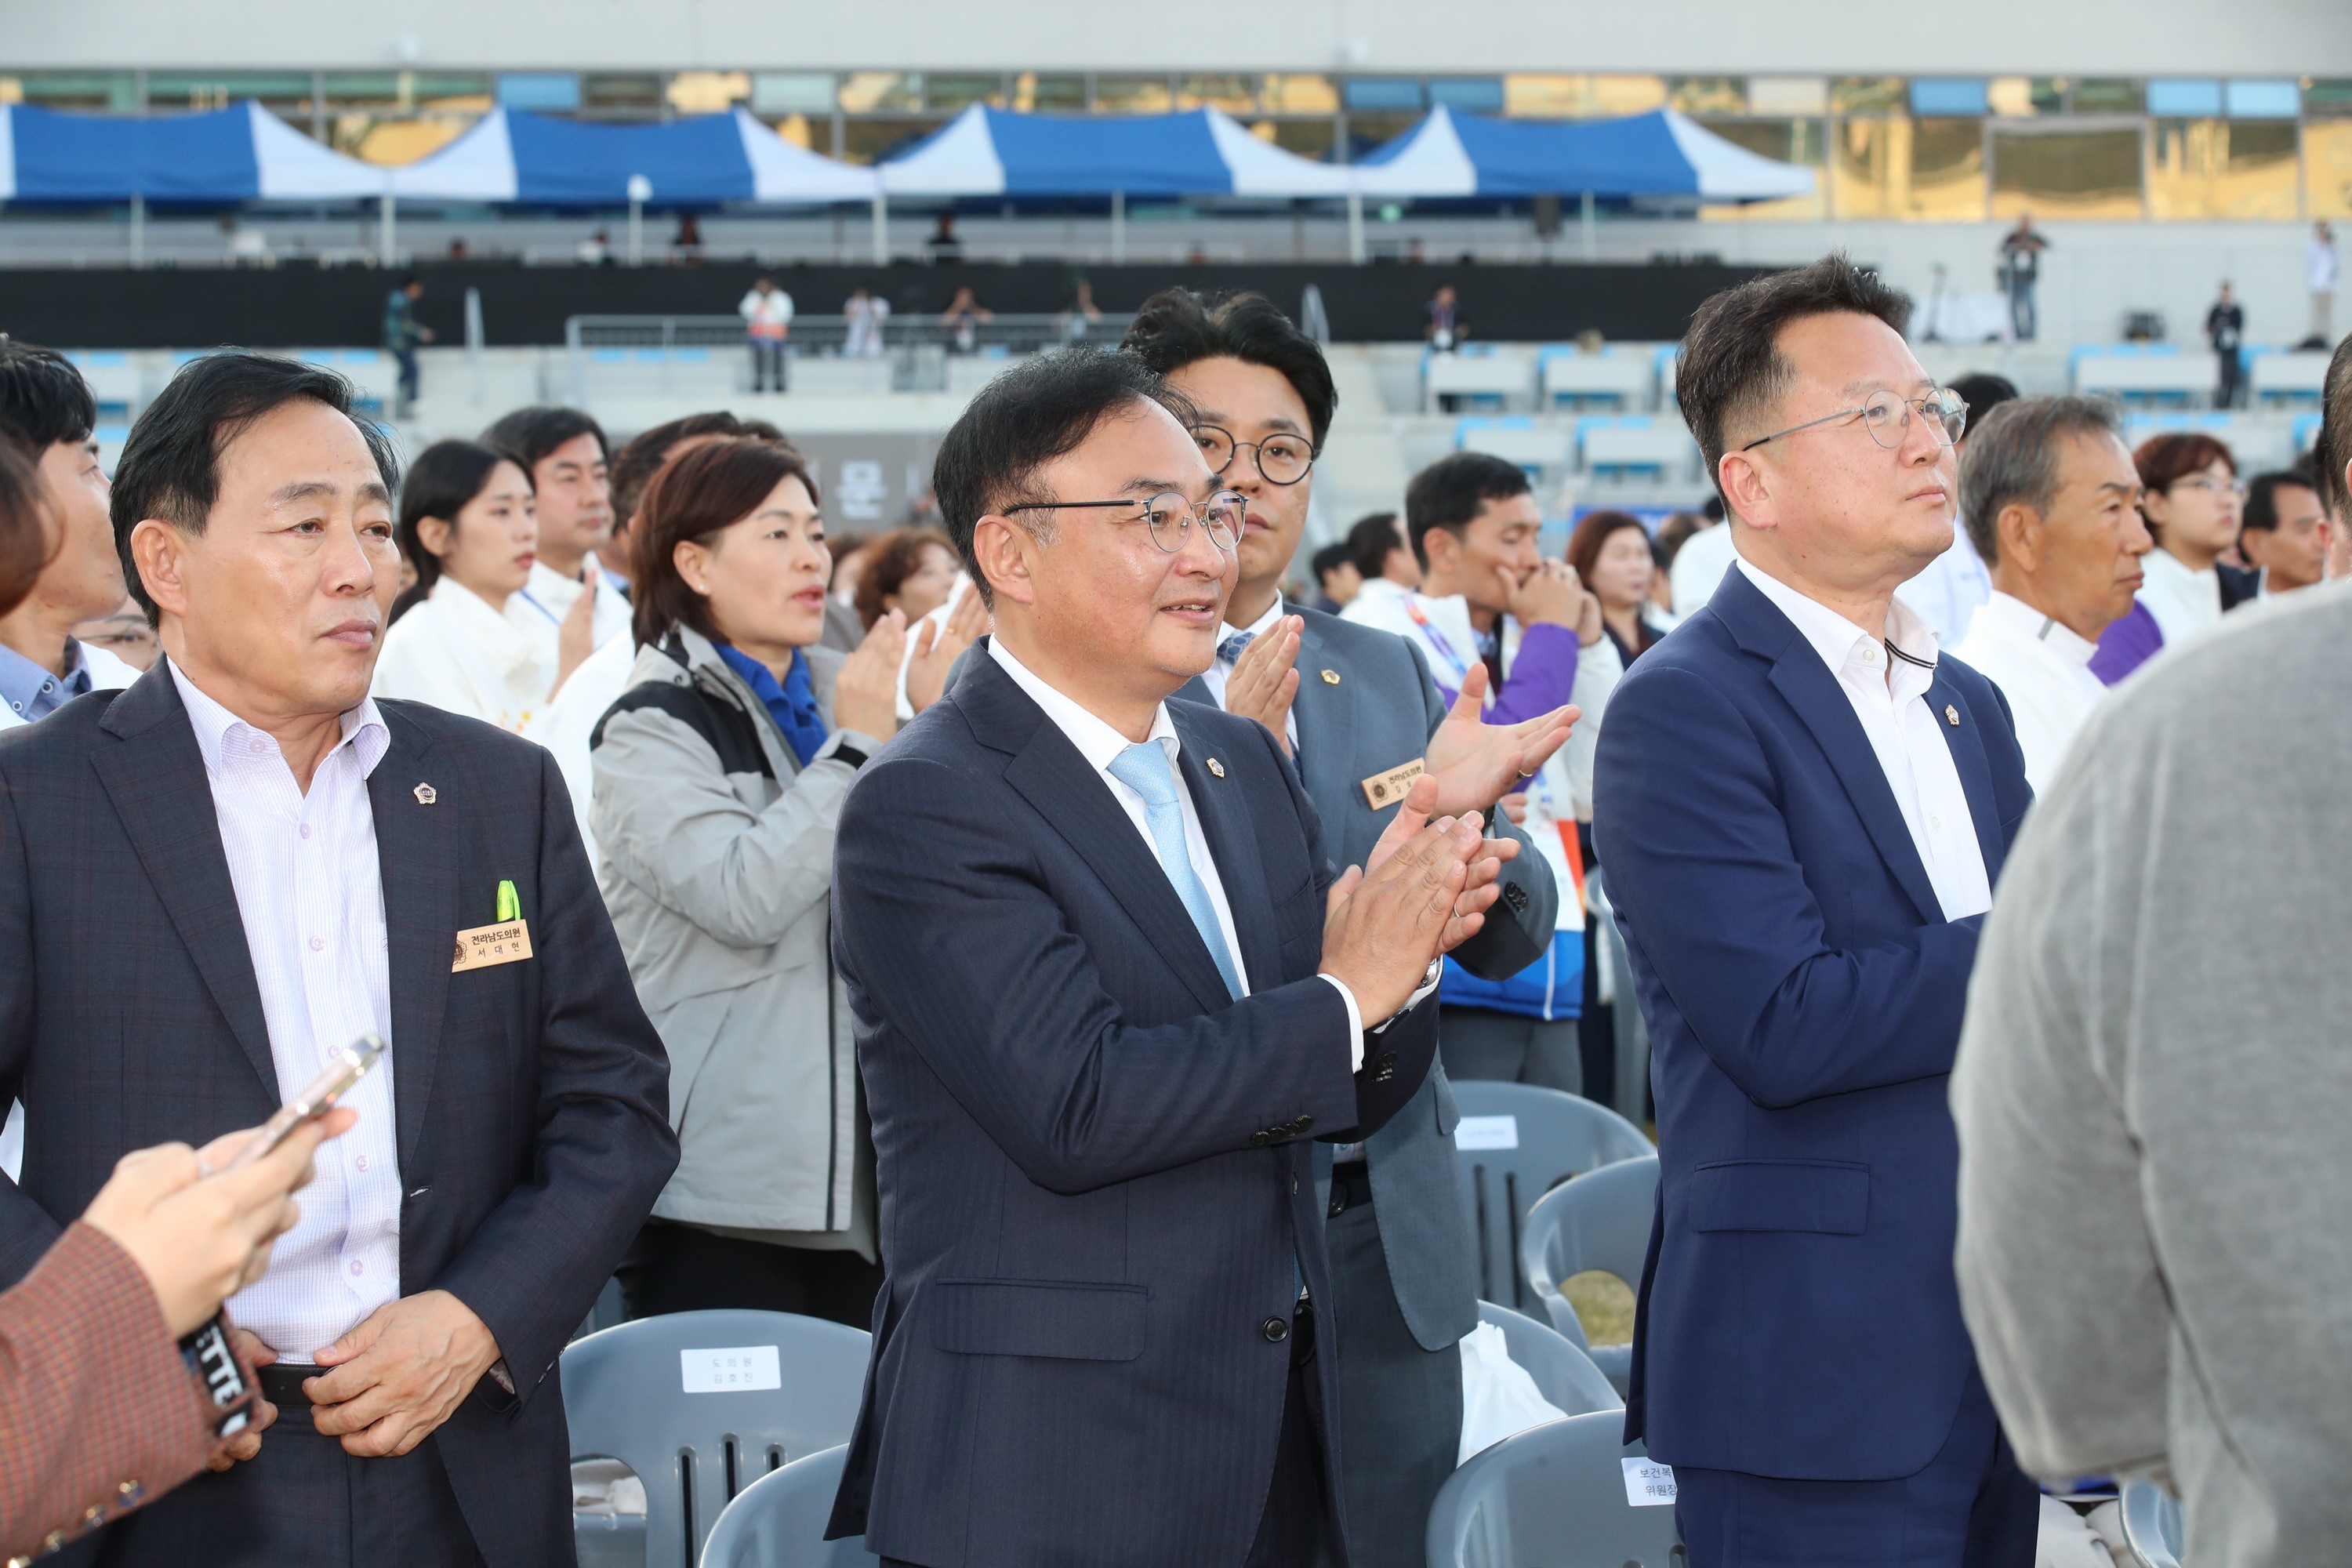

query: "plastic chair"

left=1450, top=1080, right=1652, bottom=1312
left=1476, top=1301, right=1622, bottom=1417
left=1519, top=1154, right=1659, bottom=1396
left=563, top=1309, right=871, bottom=1568
left=1426, top=1411, right=1686, bottom=1568
left=699, top=1444, right=877, bottom=1567
left=2119, top=1480, right=2185, bottom=1568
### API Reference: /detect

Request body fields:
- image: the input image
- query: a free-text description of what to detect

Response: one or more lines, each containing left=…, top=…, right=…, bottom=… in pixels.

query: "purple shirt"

left=1427, top=621, right=1581, bottom=723
left=2088, top=601, right=2163, bottom=687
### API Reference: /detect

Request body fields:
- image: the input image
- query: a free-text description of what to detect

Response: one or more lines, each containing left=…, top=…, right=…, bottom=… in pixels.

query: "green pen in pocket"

left=495, top=880, right=521, bottom=924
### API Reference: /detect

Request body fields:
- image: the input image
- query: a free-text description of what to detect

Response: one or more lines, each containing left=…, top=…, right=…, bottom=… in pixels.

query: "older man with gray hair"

left=1947, top=397, right=2151, bottom=792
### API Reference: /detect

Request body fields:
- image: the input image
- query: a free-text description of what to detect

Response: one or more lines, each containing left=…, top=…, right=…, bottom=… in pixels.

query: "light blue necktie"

left=1216, top=631, right=1255, bottom=666
left=1105, top=741, right=1243, bottom=1000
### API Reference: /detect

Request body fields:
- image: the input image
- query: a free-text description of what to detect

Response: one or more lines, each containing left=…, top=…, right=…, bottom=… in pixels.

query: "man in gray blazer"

left=1130, top=291, right=1572, bottom=1565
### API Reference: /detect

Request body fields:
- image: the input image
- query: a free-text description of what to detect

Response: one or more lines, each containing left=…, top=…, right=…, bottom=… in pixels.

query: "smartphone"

left=223, top=1033, right=385, bottom=1172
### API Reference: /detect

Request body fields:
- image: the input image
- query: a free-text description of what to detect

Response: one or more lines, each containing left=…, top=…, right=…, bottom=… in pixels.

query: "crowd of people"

left=0, top=252, right=2346, bottom=1567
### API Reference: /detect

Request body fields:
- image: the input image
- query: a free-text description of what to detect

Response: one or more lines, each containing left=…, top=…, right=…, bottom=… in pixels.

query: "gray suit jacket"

left=1180, top=602, right=1559, bottom=1351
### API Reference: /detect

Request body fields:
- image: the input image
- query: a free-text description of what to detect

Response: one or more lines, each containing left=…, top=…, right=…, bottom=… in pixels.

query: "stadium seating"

left=1425, top=1411, right=1685, bottom=1568
left=1539, top=346, right=1654, bottom=411
left=699, top=1446, right=875, bottom=1568
left=1518, top=1154, right=1660, bottom=1395
left=1450, top=1082, right=1653, bottom=1312
left=2071, top=345, right=2219, bottom=406
left=1425, top=346, right=1537, bottom=412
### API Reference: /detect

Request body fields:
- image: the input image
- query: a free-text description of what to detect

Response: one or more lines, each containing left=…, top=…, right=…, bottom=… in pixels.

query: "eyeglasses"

left=1192, top=424, right=1316, bottom=486
left=1740, top=388, right=1970, bottom=453
left=2169, top=476, right=2247, bottom=499
left=1002, top=489, right=1247, bottom=554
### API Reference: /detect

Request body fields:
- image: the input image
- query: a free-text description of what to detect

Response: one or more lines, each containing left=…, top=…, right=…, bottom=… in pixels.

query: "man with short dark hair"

left=1338, top=509, right=1419, bottom=622
left=479, top=405, right=630, bottom=650
left=826, top=345, right=1515, bottom=1567
left=2207, top=281, right=2246, bottom=410
left=1949, top=397, right=2151, bottom=790
left=1307, top=541, right=1358, bottom=613
left=1596, top=254, right=2036, bottom=1566
left=0, top=352, right=678, bottom=1567
left=2238, top=463, right=2328, bottom=597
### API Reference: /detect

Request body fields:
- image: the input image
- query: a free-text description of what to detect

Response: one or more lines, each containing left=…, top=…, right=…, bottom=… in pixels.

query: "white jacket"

left=372, top=578, right=560, bottom=738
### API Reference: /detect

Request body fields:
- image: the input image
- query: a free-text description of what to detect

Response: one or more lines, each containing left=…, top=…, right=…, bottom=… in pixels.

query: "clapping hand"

left=835, top=609, right=907, bottom=741
left=906, top=587, right=989, bottom=715
left=1320, top=775, right=1514, bottom=1021
left=1421, top=663, right=1577, bottom=817
left=1224, top=615, right=1301, bottom=757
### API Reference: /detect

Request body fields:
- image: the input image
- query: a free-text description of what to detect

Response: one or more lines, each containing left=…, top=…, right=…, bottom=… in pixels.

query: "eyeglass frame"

left=1191, top=423, right=1318, bottom=487
left=1739, top=389, right=1970, bottom=453
left=2165, top=474, right=2247, bottom=499
left=1000, top=488, right=1247, bottom=554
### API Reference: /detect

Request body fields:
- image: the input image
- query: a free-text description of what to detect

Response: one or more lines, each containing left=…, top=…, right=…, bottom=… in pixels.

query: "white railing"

left=563, top=311, right=1135, bottom=400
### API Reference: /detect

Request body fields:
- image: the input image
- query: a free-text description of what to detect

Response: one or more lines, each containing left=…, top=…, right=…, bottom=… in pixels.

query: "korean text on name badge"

left=1622, top=1457, right=1678, bottom=1507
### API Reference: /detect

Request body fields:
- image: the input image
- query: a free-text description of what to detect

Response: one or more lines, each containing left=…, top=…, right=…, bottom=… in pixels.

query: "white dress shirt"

left=1734, top=557, right=1993, bottom=921
left=505, top=557, right=633, bottom=655
left=373, top=577, right=560, bottom=736
left=1200, top=594, right=1299, bottom=750
left=1949, top=591, right=2109, bottom=793
left=1895, top=528, right=1993, bottom=648
left=988, top=637, right=1384, bottom=1064
left=2135, top=546, right=2224, bottom=655
left=169, top=662, right=404, bottom=1360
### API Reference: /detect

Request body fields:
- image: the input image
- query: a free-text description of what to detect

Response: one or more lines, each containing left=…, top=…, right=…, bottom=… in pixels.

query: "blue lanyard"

left=515, top=590, right=560, bottom=626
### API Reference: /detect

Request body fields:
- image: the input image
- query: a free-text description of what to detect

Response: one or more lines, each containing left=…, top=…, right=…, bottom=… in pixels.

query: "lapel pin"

left=413, top=782, right=438, bottom=805
left=1944, top=705, right=1961, bottom=728
left=1320, top=669, right=1341, bottom=685
left=1206, top=757, right=1226, bottom=779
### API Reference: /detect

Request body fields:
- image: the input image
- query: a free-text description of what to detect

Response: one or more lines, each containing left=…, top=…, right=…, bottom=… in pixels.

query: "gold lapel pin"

left=1320, top=669, right=1341, bottom=685
left=1206, top=757, right=1226, bottom=779
left=1944, top=705, right=1961, bottom=728
left=414, top=782, right=438, bottom=805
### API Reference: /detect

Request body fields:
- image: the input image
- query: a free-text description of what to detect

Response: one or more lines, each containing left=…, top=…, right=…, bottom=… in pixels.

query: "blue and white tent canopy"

left=390, top=107, right=876, bottom=205
left=880, top=103, right=1353, bottom=199
left=1352, top=105, right=1815, bottom=203
left=0, top=100, right=387, bottom=202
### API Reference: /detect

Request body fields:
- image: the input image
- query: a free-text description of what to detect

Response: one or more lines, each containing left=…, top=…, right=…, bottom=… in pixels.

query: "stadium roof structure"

left=389, top=107, right=878, bottom=205
left=1352, top=105, right=1816, bottom=204
left=0, top=100, right=387, bottom=202
left=878, top=103, right=1356, bottom=200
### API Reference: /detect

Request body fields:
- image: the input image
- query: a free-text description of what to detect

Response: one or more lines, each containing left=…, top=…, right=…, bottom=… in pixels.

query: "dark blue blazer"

left=826, top=644, right=1438, bottom=1568
left=0, top=668, right=677, bottom=1567
left=1591, top=567, right=2031, bottom=1483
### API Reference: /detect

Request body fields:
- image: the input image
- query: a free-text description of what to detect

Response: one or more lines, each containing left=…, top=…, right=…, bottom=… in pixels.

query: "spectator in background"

left=939, top=285, right=993, bottom=354
left=1952, top=575, right=2352, bottom=1568
left=925, top=212, right=962, bottom=263
left=2207, top=281, right=2246, bottom=409
left=2310, top=221, right=2339, bottom=347
left=1338, top=509, right=1421, bottom=624
left=1058, top=278, right=1105, bottom=343
left=852, top=528, right=957, bottom=633
left=1895, top=372, right=2020, bottom=647
left=740, top=277, right=793, bottom=393
left=1998, top=212, right=2049, bottom=341
left=481, top=405, right=633, bottom=652
left=595, top=439, right=902, bottom=1326
left=844, top=286, right=891, bottom=358
left=2238, top=463, right=2329, bottom=598
left=1568, top=510, right=1669, bottom=667
left=1425, top=283, right=1462, bottom=350
left=1308, top=540, right=1359, bottom=613
left=372, top=440, right=593, bottom=735
left=1655, top=508, right=1708, bottom=571
left=1948, top=397, right=2151, bottom=791
left=381, top=275, right=431, bottom=417
left=1667, top=492, right=1740, bottom=615
left=2090, top=433, right=2248, bottom=685
left=73, top=596, right=160, bottom=672
left=670, top=212, right=703, bottom=263
left=0, top=344, right=140, bottom=731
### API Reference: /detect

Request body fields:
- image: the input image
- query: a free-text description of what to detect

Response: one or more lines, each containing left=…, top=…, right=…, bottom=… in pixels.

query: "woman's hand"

left=906, top=589, right=989, bottom=715
left=834, top=609, right=906, bottom=742
left=549, top=564, right=599, bottom=698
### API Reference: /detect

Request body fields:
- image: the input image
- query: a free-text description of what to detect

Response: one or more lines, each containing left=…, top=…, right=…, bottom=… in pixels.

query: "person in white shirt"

left=0, top=343, right=140, bottom=731
left=1948, top=397, right=2152, bottom=791
left=2311, top=221, right=2339, bottom=346
left=1336, top=509, right=1421, bottom=626
left=2089, top=433, right=2245, bottom=684
left=481, top=405, right=631, bottom=655
left=844, top=285, right=891, bottom=358
left=1893, top=372, right=2020, bottom=647
left=1666, top=504, right=1738, bottom=616
left=372, top=440, right=592, bottom=735
left=740, top=277, right=794, bottom=391
left=2237, top=465, right=2330, bottom=599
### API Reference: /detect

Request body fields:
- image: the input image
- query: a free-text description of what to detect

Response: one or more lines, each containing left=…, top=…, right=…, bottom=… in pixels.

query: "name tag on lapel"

left=1360, top=758, right=1425, bottom=810
left=452, top=920, right=533, bottom=973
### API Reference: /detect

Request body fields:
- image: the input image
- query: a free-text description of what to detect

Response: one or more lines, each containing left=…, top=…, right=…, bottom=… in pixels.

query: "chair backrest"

left=1450, top=1081, right=1653, bottom=1311
left=2119, top=1480, right=2185, bottom=1568
left=1426, top=1411, right=1686, bottom=1568
left=563, top=1309, right=871, bottom=1568
left=699, top=1445, right=877, bottom=1568
left=1519, top=1154, right=1660, bottom=1349
left=1476, top=1301, right=1622, bottom=1417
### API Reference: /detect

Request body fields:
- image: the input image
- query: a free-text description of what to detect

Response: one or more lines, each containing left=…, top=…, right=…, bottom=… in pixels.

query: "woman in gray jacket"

left=593, top=437, right=906, bottom=1325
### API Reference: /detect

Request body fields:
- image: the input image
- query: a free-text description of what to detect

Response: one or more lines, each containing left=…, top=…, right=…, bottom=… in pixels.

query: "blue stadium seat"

left=1425, top=1411, right=1685, bottom=1568
left=698, top=1445, right=877, bottom=1568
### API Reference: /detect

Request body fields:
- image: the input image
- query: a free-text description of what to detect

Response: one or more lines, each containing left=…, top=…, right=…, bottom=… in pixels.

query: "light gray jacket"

left=591, top=627, right=877, bottom=1243
left=1952, top=583, right=2352, bottom=1567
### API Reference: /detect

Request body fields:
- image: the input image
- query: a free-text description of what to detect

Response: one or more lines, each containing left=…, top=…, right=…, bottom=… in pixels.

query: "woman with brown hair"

left=1566, top=510, right=1671, bottom=668
left=590, top=437, right=906, bottom=1324
left=2089, top=431, right=2245, bottom=684
left=851, top=525, right=959, bottom=631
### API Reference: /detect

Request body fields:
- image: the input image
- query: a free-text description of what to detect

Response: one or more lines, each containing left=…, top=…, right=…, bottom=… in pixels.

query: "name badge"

left=452, top=920, right=534, bottom=973
left=1359, top=757, right=1425, bottom=810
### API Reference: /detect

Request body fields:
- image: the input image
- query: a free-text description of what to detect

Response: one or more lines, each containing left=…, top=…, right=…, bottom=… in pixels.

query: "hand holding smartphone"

left=223, top=1034, right=386, bottom=1173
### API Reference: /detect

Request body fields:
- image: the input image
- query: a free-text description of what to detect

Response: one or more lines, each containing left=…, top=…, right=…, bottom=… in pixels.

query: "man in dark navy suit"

left=826, top=347, right=1521, bottom=1568
left=1593, top=256, right=2038, bottom=1567
left=0, top=354, right=677, bottom=1567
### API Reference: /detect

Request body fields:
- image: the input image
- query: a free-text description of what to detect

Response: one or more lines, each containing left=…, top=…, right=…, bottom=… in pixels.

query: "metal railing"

left=564, top=312, right=1136, bottom=400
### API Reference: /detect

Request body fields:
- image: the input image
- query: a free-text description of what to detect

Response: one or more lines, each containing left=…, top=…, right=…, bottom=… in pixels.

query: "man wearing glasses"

left=1591, top=255, right=2038, bottom=1568
left=826, top=346, right=1521, bottom=1567
left=1124, top=289, right=1572, bottom=1566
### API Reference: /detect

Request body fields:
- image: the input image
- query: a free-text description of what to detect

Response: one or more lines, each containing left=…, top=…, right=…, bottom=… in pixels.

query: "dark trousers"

left=1326, top=1163, right=1465, bottom=1568
left=748, top=339, right=786, bottom=391
left=616, top=1219, right=884, bottom=1329
left=93, top=1412, right=485, bottom=1568
left=1438, top=1004, right=1582, bottom=1094
left=392, top=348, right=419, bottom=408
left=2216, top=353, right=2243, bottom=408
left=1672, top=1371, right=2038, bottom=1568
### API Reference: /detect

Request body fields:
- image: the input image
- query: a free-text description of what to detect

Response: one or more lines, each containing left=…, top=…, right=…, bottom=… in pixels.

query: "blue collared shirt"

left=0, top=638, right=92, bottom=722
